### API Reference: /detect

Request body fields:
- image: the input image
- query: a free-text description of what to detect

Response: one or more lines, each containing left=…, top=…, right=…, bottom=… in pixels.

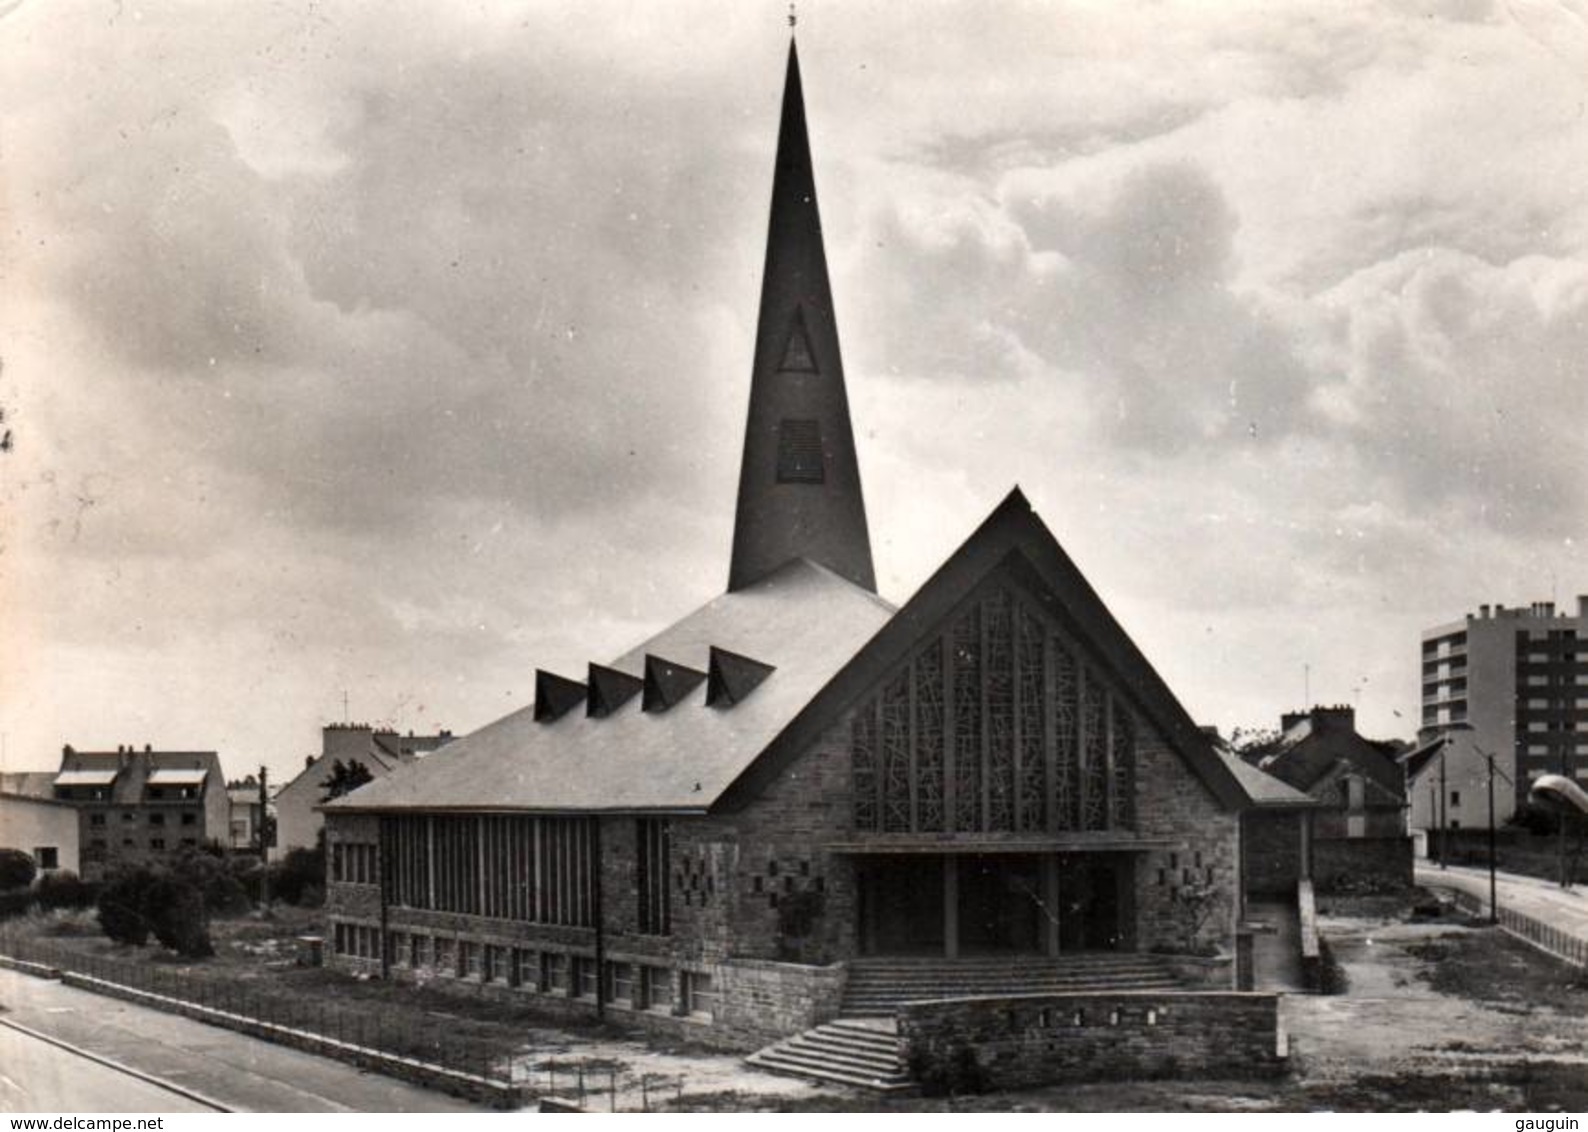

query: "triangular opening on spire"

left=707, top=646, right=777, bottom=707
left=533, top=669, right=587, bottom=723
left=642, top=655, right=707, bottom=713
left=587, top=664, right=643, bottom=718
left=779, top=306, right=819, bottom=373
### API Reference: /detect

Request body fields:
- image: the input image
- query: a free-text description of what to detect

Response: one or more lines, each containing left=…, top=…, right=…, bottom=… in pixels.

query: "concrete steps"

left=746, top=1019, right=912, bottom=1092
left=840, top=953, right=1183, bottom=1014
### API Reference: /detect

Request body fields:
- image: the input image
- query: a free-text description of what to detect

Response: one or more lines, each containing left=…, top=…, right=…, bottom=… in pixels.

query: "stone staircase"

left=839, top=952, right=1183, bottom=1015
left=746, top=1018, right=912, bottom=1092
left=746, top=953, right=1187, bottom=1091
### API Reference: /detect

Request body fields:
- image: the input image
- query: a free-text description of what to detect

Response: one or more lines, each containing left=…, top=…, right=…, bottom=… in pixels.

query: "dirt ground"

left=669, top=906, right=1588, bottom=1112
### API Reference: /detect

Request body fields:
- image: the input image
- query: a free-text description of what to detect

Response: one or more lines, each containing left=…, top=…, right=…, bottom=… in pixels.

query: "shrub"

left=35, top=870, right=93, bottom=911
left=169, top=847, right=250, bottom=915
left=270, top=844, right=326, bottom=907
left=98, top=866, right=157, bottom=946
left=0, top=890, right=34, bottom=919
left=775, top=889, right=827, bottom=962
left=0, top=848, right=37, bottom=891
left=147, top=873, right=213, bottom=958
left=909, top=1042, right=990, bottom=1097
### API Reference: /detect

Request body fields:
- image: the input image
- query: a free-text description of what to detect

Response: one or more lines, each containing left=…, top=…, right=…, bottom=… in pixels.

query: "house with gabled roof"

left=320, top=35, right=1283, bottom=1061
left=45, top=744, right=227, bottom=880
left=273, top=722, right=454, bottom=856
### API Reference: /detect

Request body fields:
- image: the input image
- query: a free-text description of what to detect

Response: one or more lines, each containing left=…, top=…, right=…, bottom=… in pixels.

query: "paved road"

left=0, top=968, right=481, bottom=1113
left=1416, top=862, right=1588, bottom=943
left=0, top=1023, right=213, bottom=1113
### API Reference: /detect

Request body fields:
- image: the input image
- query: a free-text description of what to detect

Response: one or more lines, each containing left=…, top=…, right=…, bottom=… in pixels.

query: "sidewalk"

left=0, top=967, right=479, bottom=1113
left=1415, top=862, right=1588, bottom=966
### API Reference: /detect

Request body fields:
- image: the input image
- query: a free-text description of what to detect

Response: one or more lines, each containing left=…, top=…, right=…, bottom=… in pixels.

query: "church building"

left=323, top=38, right=1267, bottom=1055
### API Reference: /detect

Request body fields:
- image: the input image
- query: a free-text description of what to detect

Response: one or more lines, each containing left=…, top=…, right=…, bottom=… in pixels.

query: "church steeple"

left=728, top=39, right=876, bottom=594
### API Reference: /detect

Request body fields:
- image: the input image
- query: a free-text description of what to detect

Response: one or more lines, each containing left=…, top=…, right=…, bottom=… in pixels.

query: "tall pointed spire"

left=728, top=39, right=876, bottom=594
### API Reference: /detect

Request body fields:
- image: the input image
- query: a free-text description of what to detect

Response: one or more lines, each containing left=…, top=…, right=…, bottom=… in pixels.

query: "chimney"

left=1578, top=595, right=1588, bottom=619
left=305, top=754, right=315, bottom=769
left=1479, top=604, right=1490, bottom=619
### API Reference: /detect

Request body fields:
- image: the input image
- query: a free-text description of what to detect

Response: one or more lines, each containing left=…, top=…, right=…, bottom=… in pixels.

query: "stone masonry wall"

left=1313, top=836, right=1414, bottom=895
left=1243, top=811, right=1304, bottom=898
left=1132, top=727, right=1241, bottom=961
left=899, top=990, right=1285, bottom=1089
left=711, top=713, right=858, bottom=966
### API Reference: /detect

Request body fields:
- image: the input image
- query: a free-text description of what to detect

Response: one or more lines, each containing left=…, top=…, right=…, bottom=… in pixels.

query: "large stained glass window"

left=850, top=582, right=1139, bottom=835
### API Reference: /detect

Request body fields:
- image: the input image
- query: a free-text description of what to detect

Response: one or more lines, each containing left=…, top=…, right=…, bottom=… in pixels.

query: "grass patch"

left=1403, top=927, right=1588, bottom=1011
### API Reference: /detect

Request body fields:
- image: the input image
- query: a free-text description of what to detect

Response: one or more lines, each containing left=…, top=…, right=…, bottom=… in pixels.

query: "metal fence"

left=1442, top=887, right=1588, bottom=969
left=0, top=929, right=517, bottom=1089
left=0, top=929, right=694, bottom=1109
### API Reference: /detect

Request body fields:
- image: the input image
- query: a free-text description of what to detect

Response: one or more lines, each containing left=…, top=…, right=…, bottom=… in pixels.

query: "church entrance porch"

left=853, top=852, right=1130, bottom=959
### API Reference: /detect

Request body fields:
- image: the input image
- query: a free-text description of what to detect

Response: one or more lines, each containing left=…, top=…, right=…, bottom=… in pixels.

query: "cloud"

left=3, top=0, right=1586, bottom=780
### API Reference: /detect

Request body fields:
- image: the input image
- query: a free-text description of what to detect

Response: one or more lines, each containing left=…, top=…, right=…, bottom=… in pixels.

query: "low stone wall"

left=714, top=958, right=846, bottom=1048
left=1313, top=837, right=1414, bottom=895
left=1297, top=880, right=1322, bottom=991
left=898, top=990, right=1285, bottom=1089
left=368, top=949, right=844, bottom=1053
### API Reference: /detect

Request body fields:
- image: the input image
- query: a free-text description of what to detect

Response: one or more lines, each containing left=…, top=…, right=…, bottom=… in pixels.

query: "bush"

left=270, top=844, right=326, bottom=907
left=98, top=866, right=157, bottom=946
left=0, top=848, right=37, bottom=891
left=35, top=870, right=93, bottom=911
left=775, top=889, right=827, bottom=962
left=96, top=864, right=214, bottom=957
left=170, top=848, right=251, bottom=915
left=909, top=1042, right=990, bottom=1097
left=147, top=873, right=213, bottom=958
left=0, top=890, right=34, bottom=919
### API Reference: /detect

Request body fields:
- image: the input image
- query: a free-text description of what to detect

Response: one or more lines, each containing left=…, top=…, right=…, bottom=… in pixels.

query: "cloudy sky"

left=3, top=0, right=1585, bottom=782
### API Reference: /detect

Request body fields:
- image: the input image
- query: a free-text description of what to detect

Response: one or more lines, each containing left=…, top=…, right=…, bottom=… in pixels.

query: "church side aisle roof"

left=324, top=558, right=895, bottom=814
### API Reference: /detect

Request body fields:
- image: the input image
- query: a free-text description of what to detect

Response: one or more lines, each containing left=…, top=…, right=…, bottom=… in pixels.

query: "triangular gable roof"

left=1309, top=758, right=1406, bottom=807
left=1215, top=749, right=1318, bottom=809
left=1401, top=735, right=1447, bottom=781
left=717, top=487, right=1248, bottom=813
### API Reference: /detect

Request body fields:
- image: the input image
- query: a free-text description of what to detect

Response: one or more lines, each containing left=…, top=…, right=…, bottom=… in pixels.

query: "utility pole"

left=1439, top=749, right=1448, bottom=870
left=1428, top=781, right=1438, bottom=865
left=1485, top=752, right=1497, bottom=923
left=258, top=765, right=271, bottom=912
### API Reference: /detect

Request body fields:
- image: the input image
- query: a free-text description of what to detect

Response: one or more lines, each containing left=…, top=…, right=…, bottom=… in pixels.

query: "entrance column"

left=1043, top=855, right=1061, bottom=957
left=943, top=856, right=959, bottom=959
